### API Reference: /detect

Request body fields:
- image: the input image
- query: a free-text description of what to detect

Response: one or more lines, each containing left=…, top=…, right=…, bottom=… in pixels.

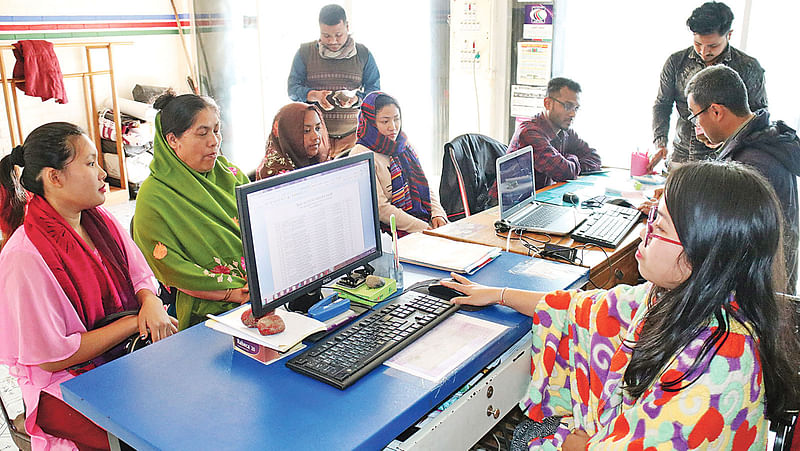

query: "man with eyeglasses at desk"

left=507, top=77, right=602, bottom=190
left=685, top=64, right=800, bottom=292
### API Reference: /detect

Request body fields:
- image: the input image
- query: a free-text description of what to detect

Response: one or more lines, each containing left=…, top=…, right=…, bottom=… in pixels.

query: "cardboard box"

left=233, top=336, right=304, bottom=365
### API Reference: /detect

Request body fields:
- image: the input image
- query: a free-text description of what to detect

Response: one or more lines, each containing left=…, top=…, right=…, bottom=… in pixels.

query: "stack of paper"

left=205, top=305, right=326, bottom=352
left=397, top=232, right=501, bottom=274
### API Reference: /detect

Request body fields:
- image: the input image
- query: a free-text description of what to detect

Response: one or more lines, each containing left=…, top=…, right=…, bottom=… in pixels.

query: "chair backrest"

left=771, top=293, right=800, bottom=450
left=439, top=133, right=507, bottom=221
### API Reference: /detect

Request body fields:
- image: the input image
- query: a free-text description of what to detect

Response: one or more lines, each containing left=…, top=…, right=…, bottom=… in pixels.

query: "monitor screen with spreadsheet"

left=235, top=153, right=382, bottom=317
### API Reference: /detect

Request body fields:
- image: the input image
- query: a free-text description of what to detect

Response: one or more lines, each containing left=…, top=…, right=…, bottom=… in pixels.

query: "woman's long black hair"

left=623, top=161, right=800, bottom=420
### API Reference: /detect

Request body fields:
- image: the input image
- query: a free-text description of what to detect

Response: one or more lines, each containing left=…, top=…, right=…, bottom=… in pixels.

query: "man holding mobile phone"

left=288, top=4, right=381, bottom=157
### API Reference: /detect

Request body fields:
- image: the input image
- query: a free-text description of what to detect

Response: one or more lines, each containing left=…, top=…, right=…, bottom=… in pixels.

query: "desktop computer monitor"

left=236, top=153, right=382, bottom=318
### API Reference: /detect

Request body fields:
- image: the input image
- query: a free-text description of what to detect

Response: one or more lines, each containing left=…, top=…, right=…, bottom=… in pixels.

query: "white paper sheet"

left=516, top=41, right=552, bottom=86
left=384, top=313, right=509, bottom=382
left=205, top=305, right=326, bottom=352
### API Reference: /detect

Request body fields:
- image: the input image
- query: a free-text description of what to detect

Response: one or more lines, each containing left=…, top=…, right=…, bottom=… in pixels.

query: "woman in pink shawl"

left=0, top=122, right=177, bottom=450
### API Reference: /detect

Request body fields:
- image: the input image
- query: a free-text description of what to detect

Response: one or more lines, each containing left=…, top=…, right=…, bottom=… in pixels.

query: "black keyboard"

left=286, top=289, right=459, bottom=389
left=570, top=204, right=643, bottom=248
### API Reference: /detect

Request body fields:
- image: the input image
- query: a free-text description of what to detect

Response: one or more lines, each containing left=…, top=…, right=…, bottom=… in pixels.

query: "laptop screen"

left=497, top=146, right=535, bottom=217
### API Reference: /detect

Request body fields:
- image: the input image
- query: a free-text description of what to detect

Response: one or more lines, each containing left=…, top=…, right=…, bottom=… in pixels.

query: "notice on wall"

left=510, top=84, right=546, bottom=118
left=516, top=41, right=552, bottom=86
left=523, top=4, right=554, bottom=41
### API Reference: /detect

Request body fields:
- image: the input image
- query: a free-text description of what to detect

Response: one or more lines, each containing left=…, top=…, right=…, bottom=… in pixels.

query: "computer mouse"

left=562, top=192, right=579, bottom=205
left=428, top=280, right=485, bottom=311
left=427, top=279, right=466, bottom=301
left=606, top=198, right=635, bottom=209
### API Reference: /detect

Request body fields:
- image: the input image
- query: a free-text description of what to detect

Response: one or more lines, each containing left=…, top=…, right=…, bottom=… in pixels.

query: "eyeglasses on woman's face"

left=645, top=205, right=682, bottom=247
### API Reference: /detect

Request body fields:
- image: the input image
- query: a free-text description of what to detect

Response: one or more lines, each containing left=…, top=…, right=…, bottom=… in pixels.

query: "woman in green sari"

left=133, top=92, right=250, bottom=329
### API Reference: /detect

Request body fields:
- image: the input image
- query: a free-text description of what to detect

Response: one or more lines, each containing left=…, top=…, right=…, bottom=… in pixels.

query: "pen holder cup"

left=389, top=263, right=404, bottom=292
left=630, top=151, right=650, bottom=177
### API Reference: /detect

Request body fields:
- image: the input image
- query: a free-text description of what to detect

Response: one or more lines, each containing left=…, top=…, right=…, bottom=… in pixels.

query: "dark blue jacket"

left=718, top=109, right=800, bottom=291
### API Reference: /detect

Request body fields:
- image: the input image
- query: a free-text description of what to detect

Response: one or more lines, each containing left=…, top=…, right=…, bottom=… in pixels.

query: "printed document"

left=385, top=313, right=508, bottom=382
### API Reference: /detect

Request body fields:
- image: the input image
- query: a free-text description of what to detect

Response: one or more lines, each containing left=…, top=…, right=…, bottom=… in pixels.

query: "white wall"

left=0, top=0, right=194, bottom=156
left=252, top=1, right=438, bottom=177
left=448, top=0, right=800, bottom=169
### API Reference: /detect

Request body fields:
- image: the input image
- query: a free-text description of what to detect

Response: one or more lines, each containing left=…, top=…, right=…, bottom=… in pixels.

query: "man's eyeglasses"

left=549, top=97, right=580, bottom=113
left=645, top=205, right=682, bottom=247
left=687, top=104, right=710, bottom=126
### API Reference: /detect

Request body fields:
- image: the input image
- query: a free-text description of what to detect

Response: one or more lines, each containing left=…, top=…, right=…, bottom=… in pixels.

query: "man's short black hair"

left=685, top=65, right=750, bottom=117
left=687, top=2, right=734, bottom=35
left=546, top=77, right=581, bottom=97
left=319, top=4, right=347, bottom=26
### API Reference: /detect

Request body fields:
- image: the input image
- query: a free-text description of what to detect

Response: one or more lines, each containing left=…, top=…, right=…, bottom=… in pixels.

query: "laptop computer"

left=496, top=146, right=586, bottom=235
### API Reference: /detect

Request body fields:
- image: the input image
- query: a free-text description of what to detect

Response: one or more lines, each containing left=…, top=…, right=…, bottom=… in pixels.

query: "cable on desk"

left=576, top=243, right=613, bottom=289
left=494, top=228, right=552, bottom=256
left=580, top=195, right=608, bottom=209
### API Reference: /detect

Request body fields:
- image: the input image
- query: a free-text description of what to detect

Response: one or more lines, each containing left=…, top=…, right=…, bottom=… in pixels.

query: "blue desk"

left=61, top=252, right=587, bottom=450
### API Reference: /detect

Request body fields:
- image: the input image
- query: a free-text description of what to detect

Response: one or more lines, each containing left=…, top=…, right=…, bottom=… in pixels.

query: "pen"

left=390, top=214, right=399, bottom=270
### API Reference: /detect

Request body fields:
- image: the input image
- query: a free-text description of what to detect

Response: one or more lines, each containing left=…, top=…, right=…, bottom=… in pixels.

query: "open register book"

left=397, top=232, right=501, bottom=274
left=205, top=304, right=326, bottom=353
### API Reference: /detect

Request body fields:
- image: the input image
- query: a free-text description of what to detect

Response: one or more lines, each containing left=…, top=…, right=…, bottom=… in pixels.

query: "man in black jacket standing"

left=686, top=65, right=800, bottom=292
left=650, top=2, right=767, bottom=169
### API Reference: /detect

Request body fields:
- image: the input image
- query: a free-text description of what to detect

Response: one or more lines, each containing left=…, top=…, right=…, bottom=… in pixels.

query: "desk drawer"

left=386, top=336, right=531, bottom=450
left=588, top=243, right=640, bottom=289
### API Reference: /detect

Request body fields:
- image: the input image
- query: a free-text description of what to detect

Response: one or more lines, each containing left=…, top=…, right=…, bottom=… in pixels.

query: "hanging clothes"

left=12, top=40, right=68, bottom=104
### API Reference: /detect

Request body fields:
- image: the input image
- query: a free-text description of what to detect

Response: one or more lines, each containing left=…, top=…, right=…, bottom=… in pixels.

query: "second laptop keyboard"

left=516, top=203, right=567, bottom=228
left=570, top=203, right=643, bottom=248
left=286, top=289, right=459, bottom=389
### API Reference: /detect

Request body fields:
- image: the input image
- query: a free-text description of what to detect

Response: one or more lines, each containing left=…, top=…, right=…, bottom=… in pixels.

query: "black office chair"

left=439, top=133, right=507, bottom=221
left=770, top=293, right=800, bottom=450
left=0, top=381, right=31, bottom=451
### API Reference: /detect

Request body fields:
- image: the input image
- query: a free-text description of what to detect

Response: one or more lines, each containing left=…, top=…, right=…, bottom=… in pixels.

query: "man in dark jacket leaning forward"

left=650, top=1, right=767, bottom=169
left=686, top=65, right=800, bottom=292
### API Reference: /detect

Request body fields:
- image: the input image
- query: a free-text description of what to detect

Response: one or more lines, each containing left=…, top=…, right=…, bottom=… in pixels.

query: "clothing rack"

left=0, top=41, right=133, bottom=204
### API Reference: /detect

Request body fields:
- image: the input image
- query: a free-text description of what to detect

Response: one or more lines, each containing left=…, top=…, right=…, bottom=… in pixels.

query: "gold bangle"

left=499, top=287, right=507, bottom=305
left=222, top=288, right=232, bottom=301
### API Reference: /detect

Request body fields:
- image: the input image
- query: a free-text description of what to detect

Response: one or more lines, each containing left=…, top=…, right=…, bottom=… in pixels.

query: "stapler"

left=308, top=293, right=350, bottom=322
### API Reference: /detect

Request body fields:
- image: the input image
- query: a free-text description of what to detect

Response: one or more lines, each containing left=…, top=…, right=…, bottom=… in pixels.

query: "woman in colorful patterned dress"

left=255, top=102, right=330, bottom=180
left=349, top=91, right=447, bottom=234
left=133, top=92, right=251, bottom=329
left=442, top=161, right=800, bottom=449
left=0, top=122, right=176, bottom=449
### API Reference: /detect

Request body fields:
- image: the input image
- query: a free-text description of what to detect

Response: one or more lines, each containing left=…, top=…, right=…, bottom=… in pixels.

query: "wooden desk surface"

left=425, top=206, right=644, bottom=289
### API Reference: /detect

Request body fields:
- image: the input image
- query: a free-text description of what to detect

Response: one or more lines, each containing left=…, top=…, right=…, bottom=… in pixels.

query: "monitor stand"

left=288, top=264, right=376, bottom=314
left=287, top=288, right=322, bottom=314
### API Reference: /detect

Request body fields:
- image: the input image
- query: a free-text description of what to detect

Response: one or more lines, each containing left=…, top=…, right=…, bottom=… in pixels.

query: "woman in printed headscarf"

left=0, top=122, right=176, bottom=449
left=133, top=92, right=251, bottom=330
left=349, top=92, right=447, bottom=234
left=256, top=102, right=330, bottom=180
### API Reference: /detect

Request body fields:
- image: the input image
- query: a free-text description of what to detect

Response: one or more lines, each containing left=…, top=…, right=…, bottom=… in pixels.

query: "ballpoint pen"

left=390, top=214, right=399, bottom=271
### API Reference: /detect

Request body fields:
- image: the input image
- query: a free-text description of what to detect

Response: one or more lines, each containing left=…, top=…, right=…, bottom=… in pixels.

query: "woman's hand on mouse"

left=441, top=273, right=502, bottom=307
left=444, top=273, right=546, bottom=317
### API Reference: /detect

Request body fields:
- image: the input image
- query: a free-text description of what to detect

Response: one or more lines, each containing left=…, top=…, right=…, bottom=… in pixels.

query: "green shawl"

left=133, top=113, right=250, bottom=329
